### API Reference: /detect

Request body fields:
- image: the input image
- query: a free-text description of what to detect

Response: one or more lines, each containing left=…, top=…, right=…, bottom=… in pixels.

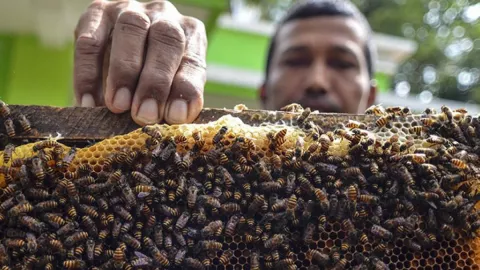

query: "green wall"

left=0, top=34, right=73, bottom=106
left=207, top=29, right=269, bottom=72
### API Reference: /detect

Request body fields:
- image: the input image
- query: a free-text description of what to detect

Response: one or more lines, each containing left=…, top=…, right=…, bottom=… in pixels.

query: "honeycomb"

left=0, top=104, right=480, bottom=270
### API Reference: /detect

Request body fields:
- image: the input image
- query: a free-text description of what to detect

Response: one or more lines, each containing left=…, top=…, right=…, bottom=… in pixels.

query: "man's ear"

left=367, top=80, right=377, bottom=107
left=259, top=83, right=267, bottom=107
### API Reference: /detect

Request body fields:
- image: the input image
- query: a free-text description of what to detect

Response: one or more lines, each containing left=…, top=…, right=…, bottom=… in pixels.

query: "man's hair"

left=264, top=0, right=376, bottom=80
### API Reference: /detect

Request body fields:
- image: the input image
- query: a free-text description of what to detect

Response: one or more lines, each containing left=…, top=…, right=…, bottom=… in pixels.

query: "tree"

left=245, top=0, right=480, bottom=104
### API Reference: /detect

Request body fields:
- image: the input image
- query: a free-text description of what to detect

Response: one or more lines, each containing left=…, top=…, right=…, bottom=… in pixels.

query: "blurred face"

left=262, top=16, right=376, bottom=113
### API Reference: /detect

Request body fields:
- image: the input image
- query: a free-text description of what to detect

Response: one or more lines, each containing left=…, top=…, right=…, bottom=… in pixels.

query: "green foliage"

left=245, top=0, right=480, bottom=103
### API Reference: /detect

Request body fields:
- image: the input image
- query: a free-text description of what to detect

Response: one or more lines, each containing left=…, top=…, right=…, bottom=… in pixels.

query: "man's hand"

left=74, top=0, right=207, bottom=125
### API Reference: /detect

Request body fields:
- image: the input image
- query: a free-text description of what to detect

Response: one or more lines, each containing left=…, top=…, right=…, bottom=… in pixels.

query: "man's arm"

left=74, top=0, right=207, bottom=126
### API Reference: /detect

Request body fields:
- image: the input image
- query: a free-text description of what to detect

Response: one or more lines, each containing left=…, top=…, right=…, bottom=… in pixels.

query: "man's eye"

left=329, top=60, right=356, bottom=69
left=283, top=58, right=310, bottom=67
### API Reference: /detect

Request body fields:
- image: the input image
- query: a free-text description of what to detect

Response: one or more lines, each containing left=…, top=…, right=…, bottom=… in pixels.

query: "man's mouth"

left=299, top=99, right=342, bottom=113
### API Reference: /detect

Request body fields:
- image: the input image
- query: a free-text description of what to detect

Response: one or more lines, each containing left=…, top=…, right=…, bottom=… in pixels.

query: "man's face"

left=262, top=16, right=376, bottom=113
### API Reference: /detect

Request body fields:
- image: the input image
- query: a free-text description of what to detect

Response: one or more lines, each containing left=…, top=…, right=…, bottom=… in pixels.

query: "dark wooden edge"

left=0, top=105, right=374, bottom=142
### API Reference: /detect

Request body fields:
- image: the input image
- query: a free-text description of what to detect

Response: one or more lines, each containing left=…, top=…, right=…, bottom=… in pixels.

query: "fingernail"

left=167, top=99, right=188, bottom=124
left=113, top=87, right=131, bottom=111
left=81, top=93, right=95, bottom=107
left=137, top=98, right=159, bottom=124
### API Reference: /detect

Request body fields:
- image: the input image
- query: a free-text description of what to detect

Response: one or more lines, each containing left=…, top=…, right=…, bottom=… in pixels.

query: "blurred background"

left=0, top=0, right=478, bottom=112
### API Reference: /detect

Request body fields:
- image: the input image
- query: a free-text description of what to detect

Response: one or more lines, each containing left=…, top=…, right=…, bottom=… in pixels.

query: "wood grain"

left=0, top=105, right=374, bottom=141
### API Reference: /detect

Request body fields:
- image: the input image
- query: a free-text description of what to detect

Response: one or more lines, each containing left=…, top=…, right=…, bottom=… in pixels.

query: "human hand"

left=74, top=0, right=207, bottom=125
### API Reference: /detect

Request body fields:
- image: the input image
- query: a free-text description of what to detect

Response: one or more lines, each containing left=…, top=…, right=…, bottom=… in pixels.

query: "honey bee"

left=297, top=107, right=311, bottom=125
left=4, top=118, right=15, bottom=137
left=404, top=239, right=422, bottom=252
left=426, top=135, right=446, bottom=145
left=0, top=100, right=11, bottom=117
left=371, top=257, right=388, bottom=270
left=8, top=201, right=33, bottom=217
left=409, top=126, right=424, bottom=136
left=197, top=240, right=222, bottom=251
left=225, top=215, right=240, bottom=236
left=78, top=204, right=98, bottom=219
left=451, top=158, right=467, bottom=169
left=420, top=117, right=437, bottom=127
left=375, top=113, right=393, bottom=128
left=42, top=213, right=66, bottom=228
left=184, top=257, right=204, bottom=270
left=441, top=105, right=453, bottom=122
left=303, top=223, right=315, bottom=244
left=201, top=220, right=223, bottom=238
left=371, top=225, right=392, bottom=240
left=63, top=260, right=86, bottom=269
left=216, top=250, right=232, bottom=265
left=131, top=255, right=153, bottom=268
left=275, top=258, right=296, bottom=270
left=212, top=126, right=228, bottom=147
left=280, top=103, right=304, bottom=112
left=34, top=200, right=58, bottom=212
left=365, top=104, right=386, bottom=116
left=347, top=185, right=358, bottom=202
left=16, top=113, right=32, bottom=133
left=344, top=120, right=365, bottom=129
left=332, top=258, right=347, bottom=270
left=24, top=232, right=38, bottom=254
left=59, top=146, right=76, bottom=169
left=2, top=144, right=14, bottom=165
left=0, top=196, right=15, bottom=212
left=29, top=157, right=45, bottom=180
left=264, top=234, right=286, bottom=250
left=386, top=106, right=411, bottom=116
left=121, top=233, right=141, bottom=250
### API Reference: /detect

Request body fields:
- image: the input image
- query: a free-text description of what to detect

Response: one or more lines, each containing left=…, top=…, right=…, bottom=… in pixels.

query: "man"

left=74, top=0, right=376, bottom=126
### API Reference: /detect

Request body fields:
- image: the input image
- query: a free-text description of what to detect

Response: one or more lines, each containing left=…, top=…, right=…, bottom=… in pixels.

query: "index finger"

left=74, top=0, right=111, bottom=107
left=163, top=16, right=208, bottom=124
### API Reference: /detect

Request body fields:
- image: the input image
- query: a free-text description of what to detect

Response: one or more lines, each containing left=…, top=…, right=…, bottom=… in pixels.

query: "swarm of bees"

left=0, top=103, right=480, bottom=269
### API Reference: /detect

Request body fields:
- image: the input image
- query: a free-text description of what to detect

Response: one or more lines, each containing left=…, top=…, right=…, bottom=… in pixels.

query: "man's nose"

left=305, top=62, right=330, bottom=95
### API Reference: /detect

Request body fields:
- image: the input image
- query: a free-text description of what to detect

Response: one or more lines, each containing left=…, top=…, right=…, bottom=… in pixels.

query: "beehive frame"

left=1, top=104, right=480, bottom=270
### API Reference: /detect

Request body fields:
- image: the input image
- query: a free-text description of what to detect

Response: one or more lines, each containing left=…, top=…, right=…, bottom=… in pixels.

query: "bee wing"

left=137, top=192, right=150, bottom=198
left=134, top=251, right=148, bottom=258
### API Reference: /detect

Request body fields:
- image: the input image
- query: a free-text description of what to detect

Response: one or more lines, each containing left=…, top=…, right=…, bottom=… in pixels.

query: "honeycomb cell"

left=458, top=260, right=466, bottom=267
left=229, top=243, right=237, bottom=250
left=466, top=258, right=474, bottom=266
left=238, top=257, right=246, bottom=264
left=420, top=259, right=427, bottom=267
left=406, top=253, right=413, bottom=261
left=326, top=239, right=334, bottom=248
left=317, top=241, right=325, bottom=249
left=464, top=245, right=472, bottom=252
left=412, top=260, right=419, bottom=267
left=447, top=248, right=454, bottom=255
left=234, top=250, right=242, bottom=257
